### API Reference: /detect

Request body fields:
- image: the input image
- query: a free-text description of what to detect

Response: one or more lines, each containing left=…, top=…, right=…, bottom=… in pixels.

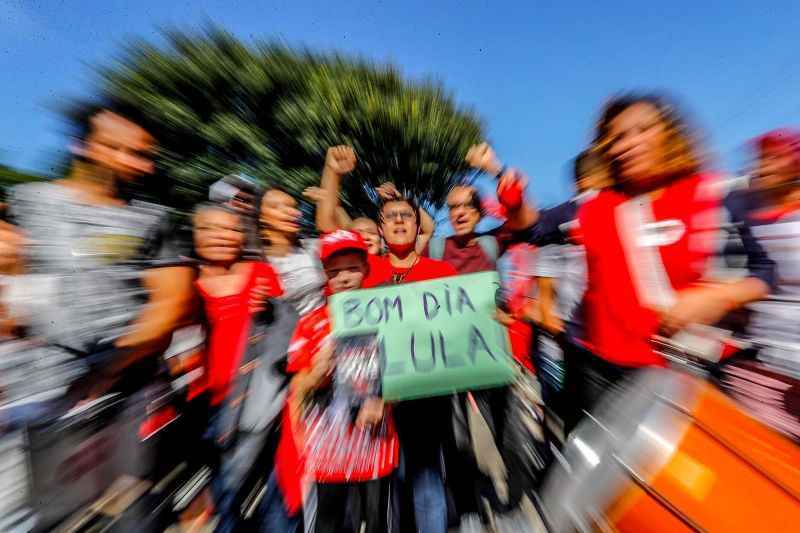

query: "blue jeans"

left=410, top=467, right=447, bottom=533
left=208, top=404, right=299, bottom=533
left=258, top=470, right=300, bottom=533
left=214, top=466, right=299, bottom=533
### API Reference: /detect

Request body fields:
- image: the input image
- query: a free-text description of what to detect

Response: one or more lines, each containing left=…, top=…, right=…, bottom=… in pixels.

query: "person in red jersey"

left=505, top=93, right=775, bottom=414
left=287, top=230, right=398, bottom=533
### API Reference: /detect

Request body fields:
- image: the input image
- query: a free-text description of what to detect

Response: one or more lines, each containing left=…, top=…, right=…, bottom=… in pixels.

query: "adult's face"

left=447, top=186, right=481, bottom=237
left=379, top=200, right=418, bottom=252
left=194, top=209, right=244, bottom=263
left=350, top=217, right=381, bottom=255
left=260, top=189, right=301, bottom=237
left=757, top=148, right=797, bottom=192
left=604, top=102, right=669, bottom=187
left=81, top=111, right=155, bottom=182
left=324, top=251, right=368, bottom=293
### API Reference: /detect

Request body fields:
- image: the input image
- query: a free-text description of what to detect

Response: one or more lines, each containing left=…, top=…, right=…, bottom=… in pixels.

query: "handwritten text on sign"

left=330, top=271, right=515, bottom=401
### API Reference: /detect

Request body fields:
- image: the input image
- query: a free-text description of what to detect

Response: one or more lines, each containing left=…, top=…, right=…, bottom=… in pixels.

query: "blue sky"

left=1, top=0, right=799, bottom=208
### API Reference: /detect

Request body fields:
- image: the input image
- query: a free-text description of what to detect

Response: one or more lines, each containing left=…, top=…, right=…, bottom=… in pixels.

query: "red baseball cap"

left=319, top=230, right=369, bottom=262
left=753, top=128, right=800, bottom=161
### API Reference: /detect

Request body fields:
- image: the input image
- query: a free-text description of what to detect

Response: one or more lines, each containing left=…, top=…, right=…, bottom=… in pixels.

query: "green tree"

left=0, top=165, right=44, bottom=193
left=85, top=27, right=483, bottom=218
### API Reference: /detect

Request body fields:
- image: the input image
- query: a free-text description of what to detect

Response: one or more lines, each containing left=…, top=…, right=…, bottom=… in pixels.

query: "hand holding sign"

left=330, top=271, right=515, bottom=401
left=355, top=397, right=385, bottom=429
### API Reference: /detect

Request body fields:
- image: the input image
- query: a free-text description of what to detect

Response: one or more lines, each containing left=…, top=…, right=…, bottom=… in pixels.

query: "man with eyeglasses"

left=425, top=185, right=499, bottom=272
left=364, top=195, right=456, bottom=533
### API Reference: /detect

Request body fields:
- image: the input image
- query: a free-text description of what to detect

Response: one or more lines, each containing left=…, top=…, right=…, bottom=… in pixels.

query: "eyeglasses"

left=383, top=210, right=416, bottom=221
left=447, top=202, right=478, bottom=211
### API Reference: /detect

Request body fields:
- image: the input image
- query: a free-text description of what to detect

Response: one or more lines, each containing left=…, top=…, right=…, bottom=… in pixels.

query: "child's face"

left=194, top=208, right=245, bottom=263
left=323, top=251, right=368, bottom=294
left=350, top=218, right=381, bottom=255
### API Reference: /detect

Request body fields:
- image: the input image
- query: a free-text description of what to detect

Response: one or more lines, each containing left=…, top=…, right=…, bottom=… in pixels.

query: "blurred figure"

left=287, top=230, right=397, bottom=533
left=505, top=93, right=774, bottom=415
left=719, top=129, right=800, bottom=440
left=1, top=107, right=194, bottom=529
left=426, top=184, right=496, bottom=272
left=533, top=149, right=610, bottom=434
left=258, top=186, right=329, bottom=530
left=210, top=172, right=264, bottom=257
left=459, top=146, right=538, bottom=371
left=260, top=186, right=327, bottom=317
left=0, top=210, right=24, bottom=339
left=192, top=203, right=300, bottom=532
left=412, top=146, right=544, bottom=529
left=6, top=108, right=194, bottom=393
left=349, top=216, right=382, bottom=255
left=210, top=173, right=261, bottom=213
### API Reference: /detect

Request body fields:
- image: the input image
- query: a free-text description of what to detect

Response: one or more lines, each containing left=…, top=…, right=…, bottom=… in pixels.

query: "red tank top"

left=197, top=262, right=283, bottom=405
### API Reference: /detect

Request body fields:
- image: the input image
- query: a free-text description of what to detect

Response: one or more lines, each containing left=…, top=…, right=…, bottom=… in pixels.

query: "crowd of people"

left=0, top=92, right=799, bottom=532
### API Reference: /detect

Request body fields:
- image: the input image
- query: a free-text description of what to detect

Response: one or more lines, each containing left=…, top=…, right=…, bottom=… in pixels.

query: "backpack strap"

left=476, top=235, right=499, bottom=262
left=427, top=236, right=446, bottom=260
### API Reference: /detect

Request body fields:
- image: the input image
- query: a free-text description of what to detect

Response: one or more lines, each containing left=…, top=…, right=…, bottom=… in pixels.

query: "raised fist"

left=465, top=142, right=502, bottom=176
left=325, top=145, right=357, bottom=176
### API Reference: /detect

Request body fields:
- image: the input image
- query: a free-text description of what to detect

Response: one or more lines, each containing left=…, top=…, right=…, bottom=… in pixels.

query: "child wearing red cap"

left=286, top=230, right=398, bottom=533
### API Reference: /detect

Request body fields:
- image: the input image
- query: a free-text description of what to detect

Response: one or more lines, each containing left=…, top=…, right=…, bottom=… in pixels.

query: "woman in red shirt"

left=193, top=203, right=296, bottom=533
left=512, top=94, right=775, bottom=411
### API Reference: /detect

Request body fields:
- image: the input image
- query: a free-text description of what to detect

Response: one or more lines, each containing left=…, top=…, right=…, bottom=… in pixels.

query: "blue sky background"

left=2, top=0, right=799, bottom=215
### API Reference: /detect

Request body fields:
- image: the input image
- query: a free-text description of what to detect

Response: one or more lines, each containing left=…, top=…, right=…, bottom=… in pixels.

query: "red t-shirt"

left=196, top=261, right=283, bottom=405
left=363, top=254, right=393, bottom=288
left=287, top=305, right=399, bottom=482
left=577, top=174, right=720, bottom=367
left=367, top=255, right=458, bottom=285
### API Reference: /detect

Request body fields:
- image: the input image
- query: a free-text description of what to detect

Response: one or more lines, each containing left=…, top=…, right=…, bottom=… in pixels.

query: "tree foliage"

left=86, top=27, right=484, bottom=217
left=0, top=165, right=44, bottom=196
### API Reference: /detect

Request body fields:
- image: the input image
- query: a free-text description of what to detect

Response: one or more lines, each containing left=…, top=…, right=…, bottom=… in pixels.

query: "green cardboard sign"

left=329, top=271, right=516, bottom=401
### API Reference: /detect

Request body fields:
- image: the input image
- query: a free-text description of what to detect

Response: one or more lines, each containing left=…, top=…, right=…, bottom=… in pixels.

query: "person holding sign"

left=365, top=195, right=457, bottom=533
left=287, top=230, right=398, bottom=533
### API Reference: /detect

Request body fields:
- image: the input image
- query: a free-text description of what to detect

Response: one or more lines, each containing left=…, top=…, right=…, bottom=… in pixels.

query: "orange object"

left=541, top=369, right=800, bottom=532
